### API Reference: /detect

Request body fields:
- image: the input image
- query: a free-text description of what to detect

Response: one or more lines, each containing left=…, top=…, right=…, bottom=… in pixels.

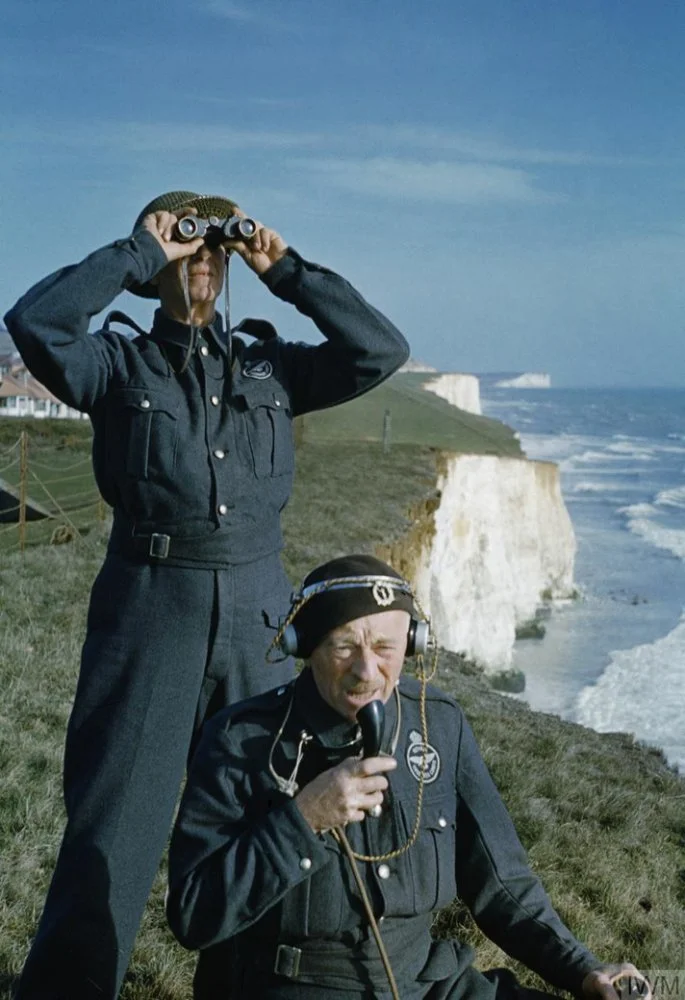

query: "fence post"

left=382, top=409, right=392, bottom=455
left=293, top=415, right=305, bottom=447
left=18, top=429, right=28, bottom=554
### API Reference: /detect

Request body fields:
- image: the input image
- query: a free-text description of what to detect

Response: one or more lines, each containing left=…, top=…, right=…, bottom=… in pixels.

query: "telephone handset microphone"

left=357, top=701, right=385, bottom=819
left=357, top=700, right=385, bottom=758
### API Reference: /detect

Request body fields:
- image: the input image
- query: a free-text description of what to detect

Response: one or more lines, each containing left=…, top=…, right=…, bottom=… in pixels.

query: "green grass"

left=1, top=406, right=683, bottom=998
left=299, top=372, right=523, bottom=456
left=0, top=419, right=103, bottom=553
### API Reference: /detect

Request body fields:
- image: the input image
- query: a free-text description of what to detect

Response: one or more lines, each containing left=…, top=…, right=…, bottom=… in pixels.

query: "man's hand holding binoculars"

left=141, top=206, right=287, bottom=276
left=227, top=215, right=288, bottom=276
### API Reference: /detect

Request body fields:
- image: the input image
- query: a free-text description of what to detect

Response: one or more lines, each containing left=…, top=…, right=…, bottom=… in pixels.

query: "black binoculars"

left=175, top=214, right=258, bottom=246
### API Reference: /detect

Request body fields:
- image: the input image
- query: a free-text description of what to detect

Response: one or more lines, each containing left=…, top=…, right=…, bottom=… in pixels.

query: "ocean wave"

left=575, top=613, right=685, bottom=771
left=656, top=485, right=685, bottom=510
left=567, top=449, right=623, bottom=466
left=622, top=509, right=685, bottom=561
left=572, top=481, right=621, bottom=494
left=605, top=442, right=655, bottom=460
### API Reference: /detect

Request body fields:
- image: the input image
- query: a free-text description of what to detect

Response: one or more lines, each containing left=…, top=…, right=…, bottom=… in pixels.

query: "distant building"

left=0, top=364, right=87, bottom=420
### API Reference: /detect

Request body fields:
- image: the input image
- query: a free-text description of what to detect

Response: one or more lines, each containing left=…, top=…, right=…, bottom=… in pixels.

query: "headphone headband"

left=297, top=574, right=415, bottom=604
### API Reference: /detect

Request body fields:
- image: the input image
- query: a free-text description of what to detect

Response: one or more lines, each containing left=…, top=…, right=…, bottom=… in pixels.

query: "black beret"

left=292, top=554, right=416, bottom=659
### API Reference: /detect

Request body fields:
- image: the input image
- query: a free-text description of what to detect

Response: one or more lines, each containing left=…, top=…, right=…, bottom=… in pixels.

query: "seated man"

left=167, top=554, right=637, bottom=999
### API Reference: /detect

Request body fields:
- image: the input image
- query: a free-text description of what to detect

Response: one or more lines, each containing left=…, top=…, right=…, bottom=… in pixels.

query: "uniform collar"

left=148, top=308, right=228, bottom=353
left=294, top=669, right=360, bottom=750
left=294, top=668, right=399, bottom=755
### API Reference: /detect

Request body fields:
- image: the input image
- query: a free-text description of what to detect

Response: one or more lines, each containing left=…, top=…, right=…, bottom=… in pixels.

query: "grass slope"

left=1, top=407, right=683, bottom=998
left=299, top=372, right=523, bottom=455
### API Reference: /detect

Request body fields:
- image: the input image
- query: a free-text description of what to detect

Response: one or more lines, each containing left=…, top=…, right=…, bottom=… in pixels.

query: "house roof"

left=0, top=368, right=59, bottom=402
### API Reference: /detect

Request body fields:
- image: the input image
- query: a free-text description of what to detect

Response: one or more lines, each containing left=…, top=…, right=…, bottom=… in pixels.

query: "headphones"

left=276, top=574, right=432, bottom=660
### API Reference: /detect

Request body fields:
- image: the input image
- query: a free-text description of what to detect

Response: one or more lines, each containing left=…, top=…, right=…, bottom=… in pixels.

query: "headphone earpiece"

left=406, top=618, right=431, bottom=658
left=279, top=623, right=300, bottom=658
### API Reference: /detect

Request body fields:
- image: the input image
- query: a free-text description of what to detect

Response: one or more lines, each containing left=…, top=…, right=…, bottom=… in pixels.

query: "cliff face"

left=380, top=453, right=576, bottom=672
left=421, top=373, right=482, bottom=415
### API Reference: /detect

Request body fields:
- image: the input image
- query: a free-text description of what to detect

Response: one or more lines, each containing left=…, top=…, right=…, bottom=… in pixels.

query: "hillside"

left=0, top=382, right=682, bottom=998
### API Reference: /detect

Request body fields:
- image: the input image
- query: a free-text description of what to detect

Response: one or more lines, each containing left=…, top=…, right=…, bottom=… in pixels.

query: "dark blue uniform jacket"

left=167, top=671, right=600, bottom=997
left=4, top=230, right=410, bottom=565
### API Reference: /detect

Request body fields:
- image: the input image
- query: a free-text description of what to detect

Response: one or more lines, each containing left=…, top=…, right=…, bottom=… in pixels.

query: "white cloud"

left=199, top=0, right=301, bottom=31
left=202, top=0, right=266, bottom=23
left=290, top=157, right=557, bottom=205
left=360, top=125, right=662, bottom=168
left=0, top=121, right=323, bottom=153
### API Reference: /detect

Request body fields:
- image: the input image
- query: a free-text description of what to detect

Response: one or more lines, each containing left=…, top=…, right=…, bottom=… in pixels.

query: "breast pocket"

left=399, top=795, right=457, bottom=912
left=107, top=387, right=179, bottom=481
left=241, top=386, right=294, bottom=479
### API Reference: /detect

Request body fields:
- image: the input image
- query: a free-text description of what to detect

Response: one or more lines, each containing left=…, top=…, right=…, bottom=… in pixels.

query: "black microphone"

left=357, top=700, right=385, bottom=758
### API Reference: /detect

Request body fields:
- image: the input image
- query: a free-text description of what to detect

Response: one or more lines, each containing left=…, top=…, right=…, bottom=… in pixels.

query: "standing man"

left=4, top=192, right=410, bottom=999
left=168, top=554, right=639, bottom=1000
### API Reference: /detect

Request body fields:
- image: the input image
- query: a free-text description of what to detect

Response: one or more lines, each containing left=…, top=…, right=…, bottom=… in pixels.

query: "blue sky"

left=2, top=0, right=685, bottom=386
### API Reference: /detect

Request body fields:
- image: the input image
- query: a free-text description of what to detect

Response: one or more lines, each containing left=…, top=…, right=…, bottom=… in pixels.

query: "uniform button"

left=210, top=395, right=220, bottom=406
left=213, top=449, right=226, bottom=460
left=438, top=816, right=448, bottom=829
left=377, top=864, right=390, bottom=880
left=299, top=857, right=312, bottom=871
left=274, top=399, right=281, bottom=407
left=200, top=345, right=209, bottom=357
left=140, top=399, right=151, bottom=409
left=217, top=504, right=228, bottom=515
left=378, top=916, right=385, bottom=924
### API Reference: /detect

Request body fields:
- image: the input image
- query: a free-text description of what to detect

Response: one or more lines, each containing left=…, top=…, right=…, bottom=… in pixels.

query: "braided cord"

left=178, top=258, right=197, bottom=375
left=346, top=645, right=437, bottom=864
left=332, top=827, right=401, bottom=1000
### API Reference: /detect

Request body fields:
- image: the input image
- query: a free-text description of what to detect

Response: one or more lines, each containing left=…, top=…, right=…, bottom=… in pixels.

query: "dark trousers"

left=14, top=551, right=295, bottom=1000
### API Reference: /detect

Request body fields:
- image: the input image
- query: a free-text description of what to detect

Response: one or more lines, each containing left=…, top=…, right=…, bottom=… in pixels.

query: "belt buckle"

left=274, top=944, right=302, bottom=979
left=149, top=533, right=170, bottom=559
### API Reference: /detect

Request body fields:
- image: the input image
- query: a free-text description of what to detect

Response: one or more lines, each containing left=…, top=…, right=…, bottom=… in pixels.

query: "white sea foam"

left=575, top=613, right=685, bottom=771
left=620, top=500, right=685, bottom=561
left=572, top=482, right=613, bottom=494
left=625, top=517, right=685, bottom=561
left=605, top=442, right=655, bottom=460
left=656, top=485, right=685, bottom=510
left=620, top=502, right=657, bottom=518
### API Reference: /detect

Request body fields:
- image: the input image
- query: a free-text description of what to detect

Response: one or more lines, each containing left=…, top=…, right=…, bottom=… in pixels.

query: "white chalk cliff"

left=493, top=372, right=551, bottom=389
left=421, top=373, right=482, bottom=415
left=408, top=454, right=576, bottom=672
left=379, top=453, right=576, bottom=673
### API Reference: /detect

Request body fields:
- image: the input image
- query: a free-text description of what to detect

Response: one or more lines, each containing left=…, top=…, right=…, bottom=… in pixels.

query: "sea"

left=480, top=387, right=685, bottom=774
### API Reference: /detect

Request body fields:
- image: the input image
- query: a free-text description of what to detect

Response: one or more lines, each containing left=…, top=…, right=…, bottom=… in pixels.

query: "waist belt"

left=108, top=515, right=282, bottom=568
left=239, top=918, right=433, bottom=989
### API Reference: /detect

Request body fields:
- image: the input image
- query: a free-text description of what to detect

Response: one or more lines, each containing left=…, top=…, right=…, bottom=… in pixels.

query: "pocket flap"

left=421, top=797, right=456, bottom=832
left=238, top=384, right=290, bottom=412
left=111, top=386, right=178, bottom=418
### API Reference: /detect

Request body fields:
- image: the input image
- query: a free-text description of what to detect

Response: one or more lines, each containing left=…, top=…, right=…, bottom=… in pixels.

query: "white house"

left=0, top=365, right=88, bottom=420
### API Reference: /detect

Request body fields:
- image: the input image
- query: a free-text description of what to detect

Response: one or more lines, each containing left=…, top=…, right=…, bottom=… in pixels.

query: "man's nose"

left=351, top=647, right=379, bottom=679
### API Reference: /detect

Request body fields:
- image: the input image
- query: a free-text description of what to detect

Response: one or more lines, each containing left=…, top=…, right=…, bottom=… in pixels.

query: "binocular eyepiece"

left=175, top=214, right=258, bottom=246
